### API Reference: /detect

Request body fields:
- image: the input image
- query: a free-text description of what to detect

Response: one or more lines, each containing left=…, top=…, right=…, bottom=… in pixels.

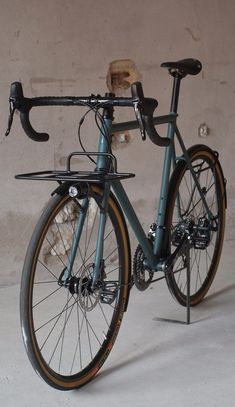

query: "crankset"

left=133, top=244, right=154, bottom=291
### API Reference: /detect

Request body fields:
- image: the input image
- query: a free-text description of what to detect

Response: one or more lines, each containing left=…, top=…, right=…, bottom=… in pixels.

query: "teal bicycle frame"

left=66, top=111, right=213, bottom=288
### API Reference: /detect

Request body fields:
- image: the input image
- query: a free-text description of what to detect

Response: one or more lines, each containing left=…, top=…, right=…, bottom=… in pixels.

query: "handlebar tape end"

left=20, top=111, right=49, bottom=142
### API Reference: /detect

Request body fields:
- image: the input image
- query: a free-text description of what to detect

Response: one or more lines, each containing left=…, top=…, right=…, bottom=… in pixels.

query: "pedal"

left=100, top=281, right=119, bottom=304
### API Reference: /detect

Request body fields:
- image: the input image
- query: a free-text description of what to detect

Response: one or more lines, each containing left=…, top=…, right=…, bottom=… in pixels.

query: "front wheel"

left=165, top=145, right=226, bottom=306
left=20, top=184, right=131, bottom=390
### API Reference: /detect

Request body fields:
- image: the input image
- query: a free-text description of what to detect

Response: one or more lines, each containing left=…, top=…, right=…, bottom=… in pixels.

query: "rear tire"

left=165, top=145, right=226, bottom=306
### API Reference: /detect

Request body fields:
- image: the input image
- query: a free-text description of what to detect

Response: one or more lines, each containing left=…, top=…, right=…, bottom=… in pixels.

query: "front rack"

left=15, top=151, right=135, bottom=183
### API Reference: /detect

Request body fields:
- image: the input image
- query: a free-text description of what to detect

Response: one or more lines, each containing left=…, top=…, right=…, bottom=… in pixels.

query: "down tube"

left=112, top=180, right=157, bottom=270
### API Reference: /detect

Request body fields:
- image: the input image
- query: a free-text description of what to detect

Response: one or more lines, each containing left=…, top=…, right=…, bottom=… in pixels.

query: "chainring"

left=133, top=244, right=154, bottom=291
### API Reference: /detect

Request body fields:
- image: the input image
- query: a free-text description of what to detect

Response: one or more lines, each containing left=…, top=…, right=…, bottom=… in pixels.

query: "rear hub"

left=172, top=216, right=214, bottom=250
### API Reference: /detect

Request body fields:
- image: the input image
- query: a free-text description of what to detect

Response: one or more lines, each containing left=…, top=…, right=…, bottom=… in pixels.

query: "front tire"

left=20, top=184, right=131, bottom=390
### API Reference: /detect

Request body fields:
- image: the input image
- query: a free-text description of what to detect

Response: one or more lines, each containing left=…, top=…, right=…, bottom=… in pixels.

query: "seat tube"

left=153, top=74, right=182, bottom=258
left=153, top=122, right=174, bottom=257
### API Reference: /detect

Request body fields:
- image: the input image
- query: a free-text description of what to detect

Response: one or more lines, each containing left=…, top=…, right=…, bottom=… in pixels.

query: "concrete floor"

left=0, top=240, right=235, bottom=407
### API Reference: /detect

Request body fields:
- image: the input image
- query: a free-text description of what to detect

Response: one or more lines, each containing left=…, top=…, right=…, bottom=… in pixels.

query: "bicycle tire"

left=165, top=145, right=226, bottom=306
left=20, top=184, right=131, bottom=390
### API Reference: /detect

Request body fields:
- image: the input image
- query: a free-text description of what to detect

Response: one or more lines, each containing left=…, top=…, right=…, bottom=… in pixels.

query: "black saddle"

left=161, top=58, right=202, bottom=77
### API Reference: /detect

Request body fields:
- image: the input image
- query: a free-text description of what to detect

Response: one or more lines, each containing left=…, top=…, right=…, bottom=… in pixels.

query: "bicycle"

left=6, top=58, right=226, bottom=390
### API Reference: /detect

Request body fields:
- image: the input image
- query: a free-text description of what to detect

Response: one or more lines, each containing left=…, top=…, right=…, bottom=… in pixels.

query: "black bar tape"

left=20, top=108, right=49, bottom=142
left=143, top=115, right=170, bottom=147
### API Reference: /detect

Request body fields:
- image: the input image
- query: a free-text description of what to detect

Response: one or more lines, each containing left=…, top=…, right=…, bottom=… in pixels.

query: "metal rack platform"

left=15, top=151, right=135, bottom=183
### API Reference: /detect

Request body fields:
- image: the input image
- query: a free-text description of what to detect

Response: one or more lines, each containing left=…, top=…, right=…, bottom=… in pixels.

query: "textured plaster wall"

left=0, top=0, right=235, bottom=285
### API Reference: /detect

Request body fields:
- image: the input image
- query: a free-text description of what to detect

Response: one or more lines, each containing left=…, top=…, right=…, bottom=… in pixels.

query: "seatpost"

left=170, top=74, right=182, bottom=114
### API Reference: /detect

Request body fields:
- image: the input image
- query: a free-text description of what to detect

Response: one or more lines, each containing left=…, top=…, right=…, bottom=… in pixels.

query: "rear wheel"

left=20, top=184, right=130, bottom=390
left=165, top=145, right=226, bottom=306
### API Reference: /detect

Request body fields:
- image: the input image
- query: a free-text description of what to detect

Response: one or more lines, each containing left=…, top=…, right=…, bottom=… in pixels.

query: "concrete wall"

left=0, top=0, right=234, bottom=285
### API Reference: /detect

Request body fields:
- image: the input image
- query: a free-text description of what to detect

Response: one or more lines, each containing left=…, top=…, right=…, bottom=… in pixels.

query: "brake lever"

left=5, top=101, right=15, bottom=137
left=133, top=101, right=146, bottom=141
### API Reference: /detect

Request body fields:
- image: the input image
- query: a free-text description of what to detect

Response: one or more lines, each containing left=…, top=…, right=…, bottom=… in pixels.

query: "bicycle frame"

left=65, top=109, right=213, bottom=288
left=111, top=112, right=214, bottom=265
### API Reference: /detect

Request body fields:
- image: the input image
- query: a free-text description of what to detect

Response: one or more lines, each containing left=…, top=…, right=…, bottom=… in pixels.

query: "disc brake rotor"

left=78, top=264, right=100, bottom=311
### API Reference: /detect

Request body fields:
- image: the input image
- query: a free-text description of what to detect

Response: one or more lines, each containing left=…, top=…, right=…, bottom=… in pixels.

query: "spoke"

left=175, top=191, right=185, bottom=218
left=180, top=169, right=216, bottom=220
left=74, top=228, right=115, bottom=278
left=190, top=171, right=199, bottom=219
left=69, top=298, right=103, bottom=349
left=65, top=203, right=87, bottom=273
left=34, top=280, right=57, bottom=284
left=79, top=305, right=102, bottom=347
left=48, top=299, right=76, bottom=366
left=172, top=265, right=186, bottom=275
left=98, top=301, right=112, bottom=328
left=54, top=218, right=71, bottom=266
left=104, top=246, right=118, bottom=262
left=176, top=260, right=183, bottom=286
left=35, top=295, right=76, bottom=333
left=190, top=248, right=202, bottom=290
left=70, top=301, right=82, bottom=374
left=205, top=247, right=213, bottom=263
left=208, top=237, right=216, bottom=249
left=106, top=265, right=120, bottom=275
left=205, top=170, right=214, bottom=193
left=39, top=293, right=74, bottom=351
left=194, top=249, right=202, bottom=292
left=206, top=249, right=209, bottom=279
left=181, top=163, right=202, bottom=217
left=85, top=311, right=93, bottom=360
left=37, top=258, right=59, bottom=282
left=46, top=237, right=67, bottom=269
left=59, top=290, right=70, bottom=372
left=84, top=205, right=99, bottom=261
left=33, top=285, right=63, bottom=309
